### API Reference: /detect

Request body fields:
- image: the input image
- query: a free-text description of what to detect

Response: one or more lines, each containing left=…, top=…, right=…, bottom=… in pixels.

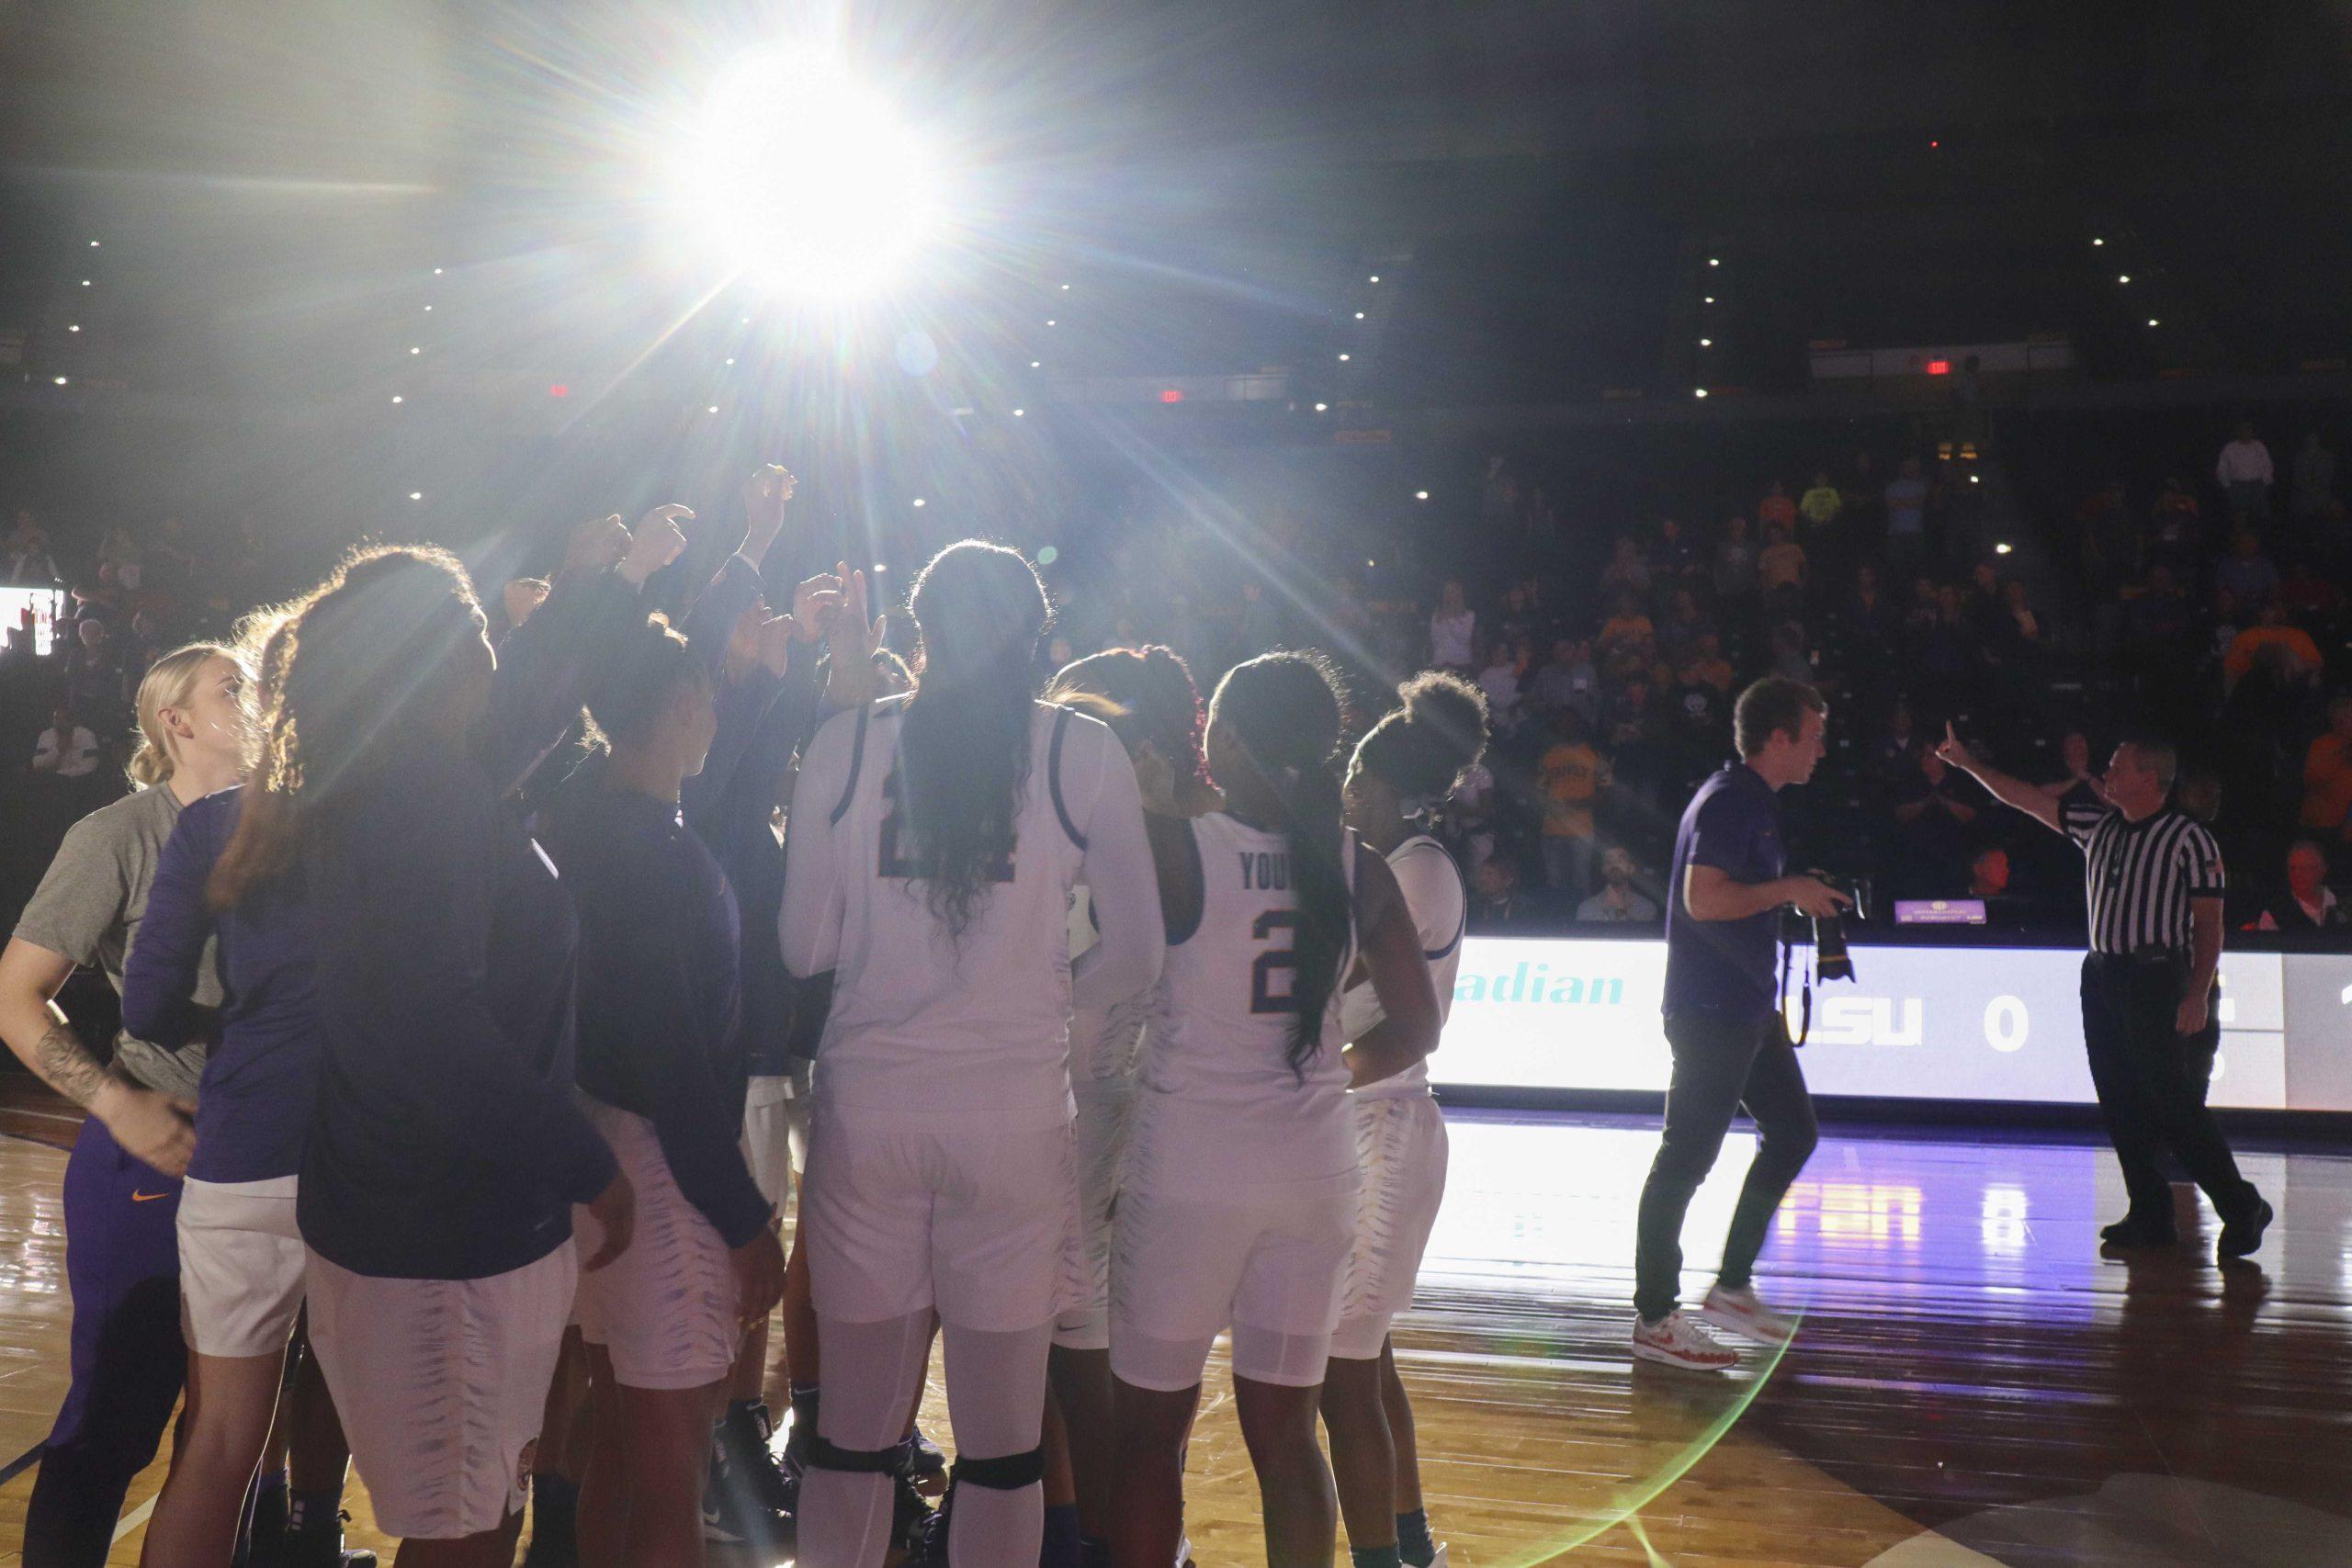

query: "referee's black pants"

left=2080, top=953, right=2259, bottom=1228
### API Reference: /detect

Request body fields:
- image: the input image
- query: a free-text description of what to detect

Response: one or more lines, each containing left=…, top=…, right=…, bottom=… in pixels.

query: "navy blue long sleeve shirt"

left=540, top=785, right=771, bottom=1248
left=676, top=553, right=827, bottom=1077
left=300, top=752, right=616, bottom=1278
left=299, top=563, right=646, bottom=1279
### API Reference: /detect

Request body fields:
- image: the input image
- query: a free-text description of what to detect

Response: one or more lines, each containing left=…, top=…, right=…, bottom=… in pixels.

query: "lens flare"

left=676, top=48, right=939, bottom=299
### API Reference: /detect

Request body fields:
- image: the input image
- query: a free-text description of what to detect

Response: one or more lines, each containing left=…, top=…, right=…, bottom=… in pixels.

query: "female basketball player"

left=1040, top=645, right=1217, bottom=1562
left=1107, top=652, right=1442, bottom=1568
left=780, top=541, right=1161, bottom=1568
left=543, top=615, right=787, bottom=1568
left=211, top=536, right=656, bottom=1566
left=1322, top=674, right=1488, bottom=1568
left=0, top=646, right=245, bottom=1563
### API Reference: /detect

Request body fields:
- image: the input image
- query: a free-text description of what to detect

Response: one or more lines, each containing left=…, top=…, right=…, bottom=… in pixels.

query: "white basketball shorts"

left=802, top=1107, right=1079, bottom=1333
left=305, top=1240, right=576, bottom=1540
left=1329, top=1092, right=1450, bottom=1360
left=574, top=1098, right=742, bottom=1391
left=741, top=1074, right=797, bottom=1212
left=177, top=1174, right=305, bottom=1359
left=1110, top=1106, right=1358, bottom=1393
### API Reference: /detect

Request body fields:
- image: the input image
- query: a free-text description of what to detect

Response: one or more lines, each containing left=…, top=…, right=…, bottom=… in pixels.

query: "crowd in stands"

left=9, top=414, right=2352, bottom=943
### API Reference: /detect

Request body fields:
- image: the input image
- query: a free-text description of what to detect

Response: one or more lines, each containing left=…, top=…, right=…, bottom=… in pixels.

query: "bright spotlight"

left=1995, top=541, right=2012, bottom=554
left=1693, top=387, right=1708, bottom=398
left=911, top=498, right=926, bottom=508
left=1012, top=408, right=1024, bottom=416
left=1313, top=402, right=1328, bottom=412
left=408, top=491, right=424, bottom=501
left=1414, top=490, right=1430, bottom=501
left=678, top=49, right=940, bottom=299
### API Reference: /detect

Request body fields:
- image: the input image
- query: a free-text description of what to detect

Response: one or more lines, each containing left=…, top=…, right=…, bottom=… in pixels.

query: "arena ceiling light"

left=675, top=48, right=941, bottom=300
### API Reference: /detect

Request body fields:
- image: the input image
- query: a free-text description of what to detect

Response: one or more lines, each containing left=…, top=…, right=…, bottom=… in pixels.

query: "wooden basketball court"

left=2, top=1091, right=2346, bottom=1565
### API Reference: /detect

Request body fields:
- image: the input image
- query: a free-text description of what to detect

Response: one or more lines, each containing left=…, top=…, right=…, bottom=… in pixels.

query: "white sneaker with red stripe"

left=1698, top=1283, right=1798, bottom=1347
left=1631, top=1309, right=1738, bottom=1371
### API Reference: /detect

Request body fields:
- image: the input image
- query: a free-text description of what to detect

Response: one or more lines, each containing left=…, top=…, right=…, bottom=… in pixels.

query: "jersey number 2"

left=1250, top=910, right=1298, bottom=1013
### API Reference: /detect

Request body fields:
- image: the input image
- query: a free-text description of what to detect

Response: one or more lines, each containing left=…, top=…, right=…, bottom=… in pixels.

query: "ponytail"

left=127, top=642, right=241, bottom=789
left=900, top=541, right=1049, bottom=940
left=1209, top=652, right=1350, bottom=1078
left=1351, top=670, right=1490, bottom=818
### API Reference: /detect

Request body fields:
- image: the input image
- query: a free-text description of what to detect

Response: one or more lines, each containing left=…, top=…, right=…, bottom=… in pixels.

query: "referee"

left=1939, top=725, right=2271, bottom=1258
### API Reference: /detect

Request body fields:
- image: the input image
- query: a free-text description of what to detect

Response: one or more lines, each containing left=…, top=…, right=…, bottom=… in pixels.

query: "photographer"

left=1937, top=726, right=2271, bottom=1258
left=1633, top=678, right=1848, bottom=1371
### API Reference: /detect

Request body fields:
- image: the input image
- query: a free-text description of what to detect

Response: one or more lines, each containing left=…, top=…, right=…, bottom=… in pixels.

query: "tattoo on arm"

left=34, top=1019, right=110, bottom=1109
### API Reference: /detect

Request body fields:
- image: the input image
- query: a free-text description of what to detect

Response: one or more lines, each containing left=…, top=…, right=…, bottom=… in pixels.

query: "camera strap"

left=1778, top=934, right=1815, bottom=1047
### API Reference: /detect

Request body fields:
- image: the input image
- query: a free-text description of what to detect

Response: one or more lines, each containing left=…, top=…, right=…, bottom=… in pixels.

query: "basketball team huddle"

left=1, top=467, right=1493, bottom=1568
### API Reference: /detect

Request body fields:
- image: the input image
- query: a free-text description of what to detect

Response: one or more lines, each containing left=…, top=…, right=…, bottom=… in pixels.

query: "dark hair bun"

left=1355, top=671, right=1489, bottom=799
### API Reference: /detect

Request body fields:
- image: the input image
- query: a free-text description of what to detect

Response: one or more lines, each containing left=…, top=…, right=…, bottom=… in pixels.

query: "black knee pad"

left=954, top=1445, right=1045, bottom=1491
left=806, top=1433, right=903, bottom=1475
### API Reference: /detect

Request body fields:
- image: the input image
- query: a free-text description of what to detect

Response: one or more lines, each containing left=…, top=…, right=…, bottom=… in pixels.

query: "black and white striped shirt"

left=2068, top=807, right=2224, bottom=955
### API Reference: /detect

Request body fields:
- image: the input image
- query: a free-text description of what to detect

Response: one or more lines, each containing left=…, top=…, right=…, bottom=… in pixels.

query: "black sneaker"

left=901, top=1480, right=952, bottom=1565
left=893, top=1472, right=938, bottom=1553
left=2219, top=1196, right=2273, bottom=1259
left=718, top=1401, right=800, bottom=1517
left=899, top=1426, right=948, bottom=1482
left=269, top=1508, right=377, bottom=1568
left=703, top=1433, right=797, bottom=1553
left=2098, top=1213, right=2177, bottom=1247
left=518, top=1529, right=576, bottom=1568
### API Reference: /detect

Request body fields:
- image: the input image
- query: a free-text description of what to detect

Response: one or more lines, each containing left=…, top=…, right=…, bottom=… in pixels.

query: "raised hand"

left=1934, top=721, right=1976, bottom=773
left=562, top=513, right=631, bottom=578
left=740, top=465, right=797, bottom=560
left=620, top=503, right=693, bottom=586
left=821, top=562, right=886, bottom=710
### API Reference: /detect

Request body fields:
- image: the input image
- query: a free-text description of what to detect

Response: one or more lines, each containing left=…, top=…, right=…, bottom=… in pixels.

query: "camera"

left=1792, top=873, right=1870, bottom=982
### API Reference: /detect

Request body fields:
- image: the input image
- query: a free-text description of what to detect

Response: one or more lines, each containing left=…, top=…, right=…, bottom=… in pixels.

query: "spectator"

left=1430, top=579, right=1476, bottom=671
left=1757, top=520, right=1806, bottom=604
left=1466, top=855, right=1533, bottom=931
left=1599, top=537, right=1653, bottom=604
left=1527, top=637, right=1599, bottom=723
left=1798, top=469, right=1844, bottom=537
left=1884, top=457, right=1930, bottom=575
left=1536, top=709, right=1609, bottom=902
left=2038, top=729, right=2109, bottom=837
left=2214, top=528, right=2282, bottom=611
left=1476, top=640, right=1521, bottom=731
left=1653, top=518, right=1702, bottom=588
left=1713, top=515, right=1759, bottom=613
left=1890, top=741, right=1981, bottom=892
left=1999, top=579, right=2047, bottom=663
left=1867, top=697, right=1919, bottom=788
left=2146, top=479, right=2204, bottom=577
left=1595, top=593, right=1656, bottom=664
left=6, top=509, right=62, bottom=584
left=2253, top=840, right=2345, bottom=931
left=2126, top=563, right=2196, bottom=650
left=2301, top=694, right=2352, bottom=840
left=1757, top=479, right=1797, bottom=535
left=2216, top=420, right=2275, bottom=523
left=1676, top=631, right=1734, bottom=694
left=1576, top=846, right=1660, bottom=926
left=1966, top=844, right=2010, bottom=901
left=2222, top=604, right=2322, bottom=689
left=30, top=706, right=99, bottom=779
left=2290, top=431, right=2337, bottom=529
left=1657, top=588, right=1712, bottom=665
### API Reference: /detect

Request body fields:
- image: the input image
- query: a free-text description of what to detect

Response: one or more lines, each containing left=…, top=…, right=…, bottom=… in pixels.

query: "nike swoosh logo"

left=131, top=1190, right=172, bottom=1201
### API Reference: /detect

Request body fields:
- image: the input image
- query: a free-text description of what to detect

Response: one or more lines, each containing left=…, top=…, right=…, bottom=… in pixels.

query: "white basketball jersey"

left=1340, top=835, right=1465, bottom=1101
left=1137, top=813, right=1359, bottom=1181
left=796, top=697, right=1128, bottom=1129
